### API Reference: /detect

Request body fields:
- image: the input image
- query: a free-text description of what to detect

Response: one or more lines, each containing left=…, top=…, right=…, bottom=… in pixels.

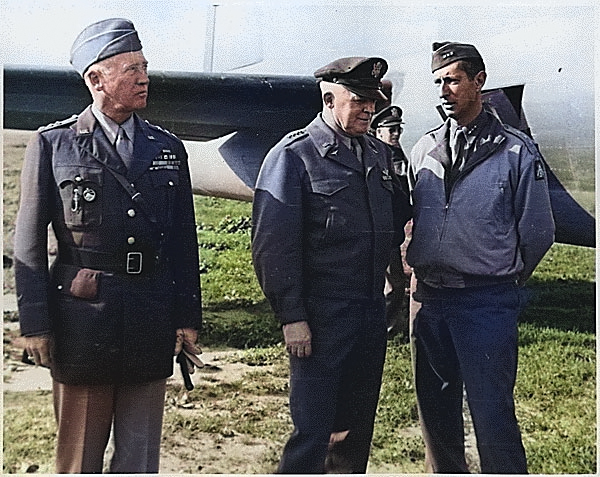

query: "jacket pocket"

left=55, top=165, right=103, bottom=228
left=149, top=170, right=180, bottom=225
left=310, top=179, right=351, bottom=243
left=52, top=263, right=101, bottom=302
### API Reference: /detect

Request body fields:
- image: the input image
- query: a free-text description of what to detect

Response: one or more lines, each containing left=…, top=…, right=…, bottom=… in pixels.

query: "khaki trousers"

left=53, top=378, right=167, bottom=473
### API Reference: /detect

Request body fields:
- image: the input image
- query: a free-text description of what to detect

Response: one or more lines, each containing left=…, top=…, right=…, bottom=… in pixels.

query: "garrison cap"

left=431, top=42, right=483, bottom=72
left=371, top=105, right=404, bottom=129
left=70, top=18, right=143, bottom=76
left=314, top=57, right=388, bottom=100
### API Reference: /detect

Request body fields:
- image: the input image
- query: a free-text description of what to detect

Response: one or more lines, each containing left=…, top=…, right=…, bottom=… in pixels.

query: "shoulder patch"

left=534, top=159, right=546, bottom=181
left=38, top=114, right=78, bottom=132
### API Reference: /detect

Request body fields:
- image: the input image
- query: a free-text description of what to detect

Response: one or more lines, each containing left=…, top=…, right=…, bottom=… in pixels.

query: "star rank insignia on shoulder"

left=286, top=129, right=307, bottom=142
left=38, top=114, right=78, bottom=132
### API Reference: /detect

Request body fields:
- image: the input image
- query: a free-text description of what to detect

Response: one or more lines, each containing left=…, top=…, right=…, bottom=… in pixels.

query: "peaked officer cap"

left=314, top=57, right=388, bottom=100
left=371, top=105, right=404, bottom=129
left=431, top=42, right=483, bottom=72
left=70, top=18, right=143, bottom=76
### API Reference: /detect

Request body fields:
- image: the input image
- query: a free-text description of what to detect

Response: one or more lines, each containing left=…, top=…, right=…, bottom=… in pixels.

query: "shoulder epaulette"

left=145, top=120, right=179, bottom=139
left=284, top=129, right=308, bottom=144
left=502, top=123, right=539, bottom=155
left=38, top=114, right=78, bottom=132
left=426, top=122, right=445, bottom=135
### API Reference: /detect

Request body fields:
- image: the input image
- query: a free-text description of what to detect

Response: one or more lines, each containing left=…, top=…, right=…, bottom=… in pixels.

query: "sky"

left=1, top=0, right=597, bottom=143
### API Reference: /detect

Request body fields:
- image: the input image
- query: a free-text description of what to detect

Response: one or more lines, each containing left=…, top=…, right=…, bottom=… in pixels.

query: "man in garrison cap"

left=406, top=42, right=554, bottom=473
left=370, top=106, right=412, bottom=339
left=252, top=57, right=411, bottom=473
left=14, top=18, right=202, bottom=473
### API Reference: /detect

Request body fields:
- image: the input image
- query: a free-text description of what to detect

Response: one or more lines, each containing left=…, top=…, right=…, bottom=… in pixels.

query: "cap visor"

left=344, top=84, right=387, bottom=101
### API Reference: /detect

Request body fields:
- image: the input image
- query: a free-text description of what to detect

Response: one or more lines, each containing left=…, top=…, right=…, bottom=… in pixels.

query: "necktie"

left=350, top=137, right=362, bottom=163
left=115, top=127, right=133, bottom=168
left=450, top=127, right=467, bottom=170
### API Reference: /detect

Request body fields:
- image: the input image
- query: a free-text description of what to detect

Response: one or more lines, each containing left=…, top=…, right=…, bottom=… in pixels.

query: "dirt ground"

left=3, top=315, right=283, bottom=474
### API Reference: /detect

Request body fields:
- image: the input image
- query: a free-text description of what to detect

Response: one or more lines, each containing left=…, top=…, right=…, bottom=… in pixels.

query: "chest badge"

left=83, top=187, right=97, bottom=202
left=150, top=149, right=181, bottom=171
left=381, top=168, right=392, bottom=181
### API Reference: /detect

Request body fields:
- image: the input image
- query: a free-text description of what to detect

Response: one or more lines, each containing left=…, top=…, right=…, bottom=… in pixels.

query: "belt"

left=58, top=246, right=159, bottom=275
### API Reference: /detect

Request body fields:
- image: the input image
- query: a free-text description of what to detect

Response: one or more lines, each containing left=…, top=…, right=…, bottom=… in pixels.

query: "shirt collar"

left=91, top=105, right=135, bottom=144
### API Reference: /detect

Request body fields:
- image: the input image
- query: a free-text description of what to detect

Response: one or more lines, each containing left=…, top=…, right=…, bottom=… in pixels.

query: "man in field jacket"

left=406, top=41, right=554, bottom=474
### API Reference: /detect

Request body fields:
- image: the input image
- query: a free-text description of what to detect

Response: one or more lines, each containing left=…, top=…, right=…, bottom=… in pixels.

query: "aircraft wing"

left=3, top=65, right=595, bottom=247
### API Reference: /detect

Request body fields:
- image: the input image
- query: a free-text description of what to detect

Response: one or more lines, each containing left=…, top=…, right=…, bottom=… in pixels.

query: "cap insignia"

left=371, top=61, right=383, bottom=79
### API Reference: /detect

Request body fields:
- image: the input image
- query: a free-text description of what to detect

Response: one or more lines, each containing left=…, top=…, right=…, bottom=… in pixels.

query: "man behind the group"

left=370, top=105, right=412, bottom=338
left=252, top=57, right=411, bottom=473
left=14, top=18, right=202, bottom=473
left=406, top=41, right=555, bottom=473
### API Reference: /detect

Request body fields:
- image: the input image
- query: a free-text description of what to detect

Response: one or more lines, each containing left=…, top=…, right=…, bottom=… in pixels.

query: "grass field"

left=3, top=130, right=596, bottom=473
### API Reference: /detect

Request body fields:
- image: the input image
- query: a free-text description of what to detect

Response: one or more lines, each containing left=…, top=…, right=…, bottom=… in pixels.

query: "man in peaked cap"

left=252, top=56, right=411, bottom=473
left=14, top=18, right=202, bottom=473
left=370, top=106, right=412, bottom=339
left=406, top=41, right=554, bottom=473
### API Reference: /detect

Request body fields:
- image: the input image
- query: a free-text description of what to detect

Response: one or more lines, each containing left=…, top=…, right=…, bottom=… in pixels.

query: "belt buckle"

left=126, top=252, right=143, bottom=274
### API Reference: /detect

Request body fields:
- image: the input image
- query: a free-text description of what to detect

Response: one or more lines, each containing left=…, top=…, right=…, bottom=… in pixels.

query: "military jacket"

left=14, top=106, right=202, bottom=385
left=406, top=110, right=555, bottom=287
left=252, top=115, right=411, bottom=325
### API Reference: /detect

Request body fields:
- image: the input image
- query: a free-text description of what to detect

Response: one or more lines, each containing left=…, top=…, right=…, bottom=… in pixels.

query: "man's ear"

left=474, top=71, right=487, bottom=91
left=323, top=91, right=335, bottom=109
left=87, top=70, right=103, bottom=91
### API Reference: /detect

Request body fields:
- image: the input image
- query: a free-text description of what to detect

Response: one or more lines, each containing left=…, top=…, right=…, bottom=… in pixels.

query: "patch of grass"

left=194, top=197, right=265, bottom=309
left=3, top=391, right=55, bottom=474
left=200, top=302, right=282, bottom=349
left=516, top=324, right=596, bottom=474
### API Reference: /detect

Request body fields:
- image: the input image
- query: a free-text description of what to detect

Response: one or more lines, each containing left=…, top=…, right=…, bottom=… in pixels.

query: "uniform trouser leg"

left=449, top=284, right=527, bottom=474
left=109, top=379, right=167, bottom=473
left=277, top=299, right=387, bottom=474
left=53, top=378, right=166, bottom=474
left=412, top=283, right=527, bottom=474
left=412, top=291, right=469, bottom=473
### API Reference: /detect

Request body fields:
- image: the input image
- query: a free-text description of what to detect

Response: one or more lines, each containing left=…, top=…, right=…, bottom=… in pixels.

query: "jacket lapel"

left=127, top=116, right=165, bottom=181
left=361, top=135, right=386, bottom=178
left=72, top=106, right=128, bottom=175
left=307, top=116, right=365, bottom=174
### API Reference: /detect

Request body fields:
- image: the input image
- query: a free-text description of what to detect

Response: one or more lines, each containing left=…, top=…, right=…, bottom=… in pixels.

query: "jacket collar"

left=72, top=106, right=165, bottom=180
left=306, top=114, right=384, bottom=174
left=428, top=108, right=507, bottom=170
